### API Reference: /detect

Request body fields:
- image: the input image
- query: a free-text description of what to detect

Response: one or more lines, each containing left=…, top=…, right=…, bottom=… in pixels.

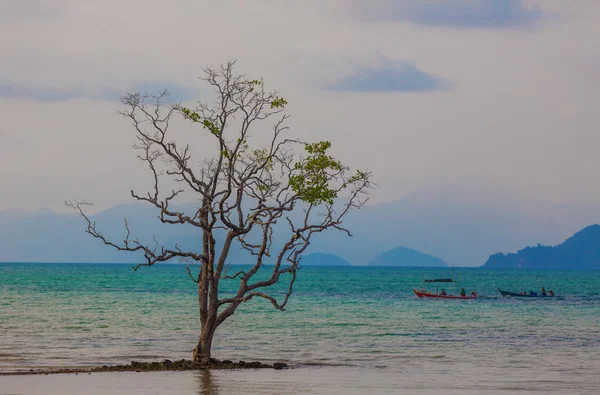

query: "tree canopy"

left=68, top=61, right=372, bottom=363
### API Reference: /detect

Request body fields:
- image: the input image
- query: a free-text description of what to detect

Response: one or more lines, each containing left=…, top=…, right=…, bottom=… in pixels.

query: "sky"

left=1, top=0, right=599, bottom=213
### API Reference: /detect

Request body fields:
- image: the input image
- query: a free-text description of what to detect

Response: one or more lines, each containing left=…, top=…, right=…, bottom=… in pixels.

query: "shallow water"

left=1, top=366, right=597, bottom=395
left=1, top=263, right=599, bottom=393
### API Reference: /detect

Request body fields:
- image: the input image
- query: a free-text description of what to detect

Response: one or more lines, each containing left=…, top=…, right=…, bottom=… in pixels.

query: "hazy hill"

left=483, top=224, right=600, bottom=269
left=369, top=247, right=447, bottom=267
left=2, top=186, right=600, bottom=265
left=300, top=253, right=351, bottom=266
left=307, top=186, right=600, bottom=266
left=0, top=208, right=146, bottom=263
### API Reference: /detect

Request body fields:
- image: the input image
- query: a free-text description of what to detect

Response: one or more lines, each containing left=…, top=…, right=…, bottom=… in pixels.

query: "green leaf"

left=270, top=97, right=288, bottom=109
left=289, top=141, right=345, bottom=205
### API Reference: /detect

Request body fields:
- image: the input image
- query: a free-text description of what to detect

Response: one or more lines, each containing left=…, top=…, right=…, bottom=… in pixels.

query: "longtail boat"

left=498, top=288, right=556, bottom=298
left=413, top=289, right=477, bottom=299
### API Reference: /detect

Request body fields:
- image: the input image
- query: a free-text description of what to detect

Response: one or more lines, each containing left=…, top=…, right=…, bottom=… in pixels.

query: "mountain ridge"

left=2, top=186, right=600, bottom=266
left=483, top=224, right=600, bottom=270
left=369, top=247, right=447, bottom=267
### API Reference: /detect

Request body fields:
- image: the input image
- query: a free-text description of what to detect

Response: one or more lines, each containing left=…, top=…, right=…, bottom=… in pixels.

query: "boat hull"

left=413, top=289, right=477, bottom=299
left=498, top=288, right=555, bottom=298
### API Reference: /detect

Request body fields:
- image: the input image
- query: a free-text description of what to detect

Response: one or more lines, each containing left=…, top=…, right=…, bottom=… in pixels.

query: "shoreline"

left=3, top=365, right=590, bottom=395
left=0, top=359, right=288, bottom=376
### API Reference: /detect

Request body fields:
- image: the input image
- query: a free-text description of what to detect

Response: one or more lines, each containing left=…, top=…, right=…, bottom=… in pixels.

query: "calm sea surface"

left=1, top=263, right=599, bottom=394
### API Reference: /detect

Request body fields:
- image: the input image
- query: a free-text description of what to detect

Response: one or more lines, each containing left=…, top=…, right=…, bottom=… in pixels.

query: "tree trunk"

left=192, top=230, right=233, bottom=363
left=194, top=261, right=216, bottom=364
left=193, top=323, right=216, bottom=364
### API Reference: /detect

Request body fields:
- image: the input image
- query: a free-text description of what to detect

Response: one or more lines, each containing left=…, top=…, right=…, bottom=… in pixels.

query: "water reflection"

left=196, top=370, right=219, bottom=395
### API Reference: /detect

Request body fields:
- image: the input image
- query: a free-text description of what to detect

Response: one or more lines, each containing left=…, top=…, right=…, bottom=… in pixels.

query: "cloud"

left=330, top=58, right=445, bottom=93
left=346, top=0, right=543, bottom=28
left=0, top=0, right=599, bottom=215
left=0, top=81, right=90, bottom=102
left=0, top=0, right=61, bottom=21
left=0, top=130, right=23, bottom=145
left=0, top=80, right=194, bottom=103
left=122, top=81, right=197, bottom=103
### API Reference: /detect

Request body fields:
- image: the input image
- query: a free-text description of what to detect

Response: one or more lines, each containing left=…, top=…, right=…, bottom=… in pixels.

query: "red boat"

left=413, top=289, right=477, bottom=300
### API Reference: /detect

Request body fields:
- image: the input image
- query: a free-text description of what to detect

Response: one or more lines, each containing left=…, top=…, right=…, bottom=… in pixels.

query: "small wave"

left=298, top=361, right=358, bottom=368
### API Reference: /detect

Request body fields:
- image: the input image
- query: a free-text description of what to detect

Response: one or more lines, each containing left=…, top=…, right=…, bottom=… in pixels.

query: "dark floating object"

left=498, top=288, right=556, bottom=298
left=424, top=278, right=454, bottom=283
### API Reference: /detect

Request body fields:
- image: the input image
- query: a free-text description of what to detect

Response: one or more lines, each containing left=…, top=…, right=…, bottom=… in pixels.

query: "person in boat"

left=549, top=290, right=555, bottom=296
left=541, top=287, right=547, bottom=296
left=460, top=288, right=466, bottom=297
left=471, top=290, right=477, bottom=297
left=440, top=289, right=447, bottom=296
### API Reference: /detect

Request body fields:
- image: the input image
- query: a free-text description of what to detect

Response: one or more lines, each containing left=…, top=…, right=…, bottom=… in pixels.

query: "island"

left=368, top=247, right=448, bottom=267
left=483, top=224, right=600, bottom=270
left=300, top=253, right=352, bottom=266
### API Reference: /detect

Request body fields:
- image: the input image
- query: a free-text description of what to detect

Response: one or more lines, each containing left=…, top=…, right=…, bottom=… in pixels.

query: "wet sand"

left=1, top=366, right=597, bottom=395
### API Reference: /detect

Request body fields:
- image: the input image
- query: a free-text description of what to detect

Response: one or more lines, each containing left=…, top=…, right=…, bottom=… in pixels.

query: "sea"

left=1, top=263, right=599, bottom=394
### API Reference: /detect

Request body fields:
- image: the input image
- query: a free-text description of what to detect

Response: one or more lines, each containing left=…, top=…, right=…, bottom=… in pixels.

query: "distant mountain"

left=3, top=186, right=600, bottom=265
left=300, top=253, right=351, bottom=266
left=369, top=247, right=447, bottom=267
left=0, top=204, right=191, bottom=263
left=483, top=224, right=600, bottom=269
left=307, top=185, right=600, bottom=266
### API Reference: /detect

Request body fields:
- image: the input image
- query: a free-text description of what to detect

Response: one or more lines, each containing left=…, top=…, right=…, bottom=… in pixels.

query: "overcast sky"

left=1, top=0, right=599, bottom=212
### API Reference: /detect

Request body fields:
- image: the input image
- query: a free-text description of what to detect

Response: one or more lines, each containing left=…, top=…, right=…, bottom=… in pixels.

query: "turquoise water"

left=1, top=263, right=600, bottom=392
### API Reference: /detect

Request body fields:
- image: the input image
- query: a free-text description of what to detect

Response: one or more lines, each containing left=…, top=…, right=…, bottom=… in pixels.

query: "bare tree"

left=67, top=61, right=372, bottom=364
